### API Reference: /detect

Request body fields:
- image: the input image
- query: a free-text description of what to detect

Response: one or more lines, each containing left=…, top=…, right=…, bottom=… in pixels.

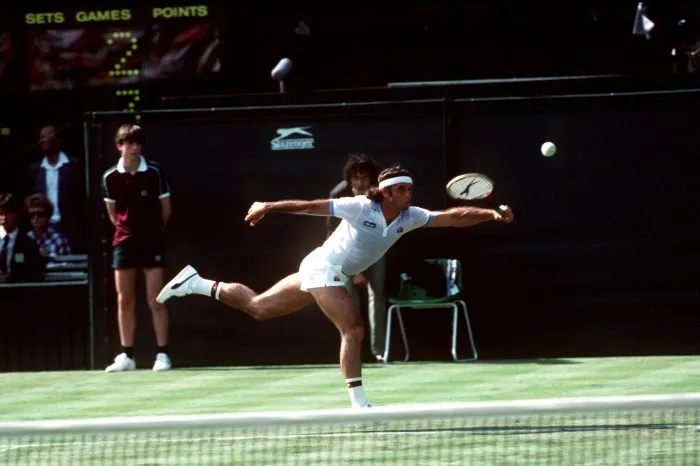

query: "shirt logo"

left=270, top=126, right=315, bottom=151
left=333, top=276, right=341, bottom=282
left=141, top=190, right=148, bottom=196
left=363, top=221, right=377, bottom=228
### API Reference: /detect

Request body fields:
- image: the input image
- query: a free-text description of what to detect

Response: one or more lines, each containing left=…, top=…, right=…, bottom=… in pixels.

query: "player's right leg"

left=157, top=265, right=314, bottom=320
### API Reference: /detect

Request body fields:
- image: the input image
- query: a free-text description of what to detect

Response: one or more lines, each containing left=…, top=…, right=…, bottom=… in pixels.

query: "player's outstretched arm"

left=245, top=199, right=331, bottom=226
left=429, top=205, right=513, bottom=228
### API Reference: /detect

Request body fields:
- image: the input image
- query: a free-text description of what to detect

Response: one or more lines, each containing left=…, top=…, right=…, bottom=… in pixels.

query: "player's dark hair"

left=115, top=124, right=145, bottom=146
left=343, top=153, right=379, bottom=185
left=366, top=164, right=413, bottom=202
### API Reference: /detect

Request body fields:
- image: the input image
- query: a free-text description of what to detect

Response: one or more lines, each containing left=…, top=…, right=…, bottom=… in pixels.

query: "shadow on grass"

left=171, top=358, right=582, bottom=371
left=471, top=358, right=582, bottom=365
left=174, top=364, right=341, bottom=371
left=372, top=358, right=582, bottom=366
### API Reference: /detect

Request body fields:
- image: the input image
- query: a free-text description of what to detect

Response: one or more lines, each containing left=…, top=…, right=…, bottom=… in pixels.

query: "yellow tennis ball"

left=541, top=141, right=556, bottom=157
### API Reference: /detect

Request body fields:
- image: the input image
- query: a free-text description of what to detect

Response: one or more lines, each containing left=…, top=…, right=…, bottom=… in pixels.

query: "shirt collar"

left=40, top=151, right=70, bottom=170
left=117, top=155, right=147, bottom=174
left=0, top=226, right=18, bottom=241
left=373, top=202, right=408, bottom=215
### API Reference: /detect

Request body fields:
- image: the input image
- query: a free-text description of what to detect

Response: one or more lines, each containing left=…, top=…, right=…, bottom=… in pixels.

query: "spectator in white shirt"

left=29, top=125, right=84, bottom=252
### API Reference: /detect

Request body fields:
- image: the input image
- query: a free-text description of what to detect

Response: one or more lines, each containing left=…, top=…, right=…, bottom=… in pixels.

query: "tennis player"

left=157, top=164, right=513, bottom=408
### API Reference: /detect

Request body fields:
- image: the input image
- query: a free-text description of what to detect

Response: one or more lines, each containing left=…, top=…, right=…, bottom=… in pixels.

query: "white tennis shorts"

left=298, top=247, right=350, bottom=291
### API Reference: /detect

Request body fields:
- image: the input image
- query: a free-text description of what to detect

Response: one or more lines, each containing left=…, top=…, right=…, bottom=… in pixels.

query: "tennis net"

left=1, top=393, right=699, bottom=465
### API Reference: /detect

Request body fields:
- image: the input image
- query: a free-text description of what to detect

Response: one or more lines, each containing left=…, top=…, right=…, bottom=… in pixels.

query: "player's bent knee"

left=342, top=323, right=365, bottom=344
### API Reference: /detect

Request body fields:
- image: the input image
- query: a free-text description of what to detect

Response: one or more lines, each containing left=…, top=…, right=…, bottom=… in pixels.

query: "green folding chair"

left=382, top=259, right=478, bottom=363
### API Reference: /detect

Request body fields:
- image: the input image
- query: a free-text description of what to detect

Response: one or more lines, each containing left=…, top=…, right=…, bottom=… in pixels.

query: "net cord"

left=1, top=392, right=699, bottom=438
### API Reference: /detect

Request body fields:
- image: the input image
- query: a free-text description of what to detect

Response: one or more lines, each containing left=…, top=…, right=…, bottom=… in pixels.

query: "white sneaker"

left=105, top=353, right=136, bottom=373
left=354, top=401, right=374, bottom=409
left=153, top=353, right=172, bottom=372
left=156, top=265, right=199, bottom=303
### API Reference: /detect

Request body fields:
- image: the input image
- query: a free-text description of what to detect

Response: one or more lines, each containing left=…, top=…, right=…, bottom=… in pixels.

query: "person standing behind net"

left=102, top=124, right=173, bottom=373
left=156, top=164, right=514, bottom=407
left=30, top=125, right=84, bottom=253
left=327, top=154, right=388, bottom=362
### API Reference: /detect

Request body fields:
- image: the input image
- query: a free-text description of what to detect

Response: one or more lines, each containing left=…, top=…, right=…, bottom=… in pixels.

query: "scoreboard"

left=23, top=6, right=210, bottom=25
left=0, top=4, right=223, bottom=119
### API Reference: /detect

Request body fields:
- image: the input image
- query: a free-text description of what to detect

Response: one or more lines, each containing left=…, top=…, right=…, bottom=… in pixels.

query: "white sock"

left=346, top=377, right=369, bottom=407
left=190, top=276, right=216, bottom=297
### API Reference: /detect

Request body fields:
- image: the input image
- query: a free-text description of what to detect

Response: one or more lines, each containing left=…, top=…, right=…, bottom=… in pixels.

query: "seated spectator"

left=0, top=193, right=45, bottom=283
left=25, top=193, right=71, bottom=258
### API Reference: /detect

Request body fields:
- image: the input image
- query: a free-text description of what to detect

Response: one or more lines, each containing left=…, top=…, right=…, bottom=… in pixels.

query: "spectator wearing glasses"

left=0, top=193, right=45, bottom=283
left=25, top=193, right=71, bottom=258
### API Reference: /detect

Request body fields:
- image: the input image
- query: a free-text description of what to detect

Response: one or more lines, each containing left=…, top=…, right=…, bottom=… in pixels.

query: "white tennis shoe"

left=157, top=265, right=199, bottom=303
left=105, top=353, right=136, bottom=373
left=354, top=402, right=374, bottom=409
left=153, top=353, right=172, bottom=372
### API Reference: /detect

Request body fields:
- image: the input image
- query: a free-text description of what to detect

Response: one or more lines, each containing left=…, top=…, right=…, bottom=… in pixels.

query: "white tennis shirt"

left=321, top=196, right=434, bottom=276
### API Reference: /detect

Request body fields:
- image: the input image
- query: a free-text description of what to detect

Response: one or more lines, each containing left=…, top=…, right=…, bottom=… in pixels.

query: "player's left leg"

left=310, top=285, right=371, bottom=408
left=144, top=266, right=171, bottom=371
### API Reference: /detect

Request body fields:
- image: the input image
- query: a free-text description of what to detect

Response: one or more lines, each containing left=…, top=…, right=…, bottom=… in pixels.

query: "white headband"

left=378, top=176, right=413, bottom=189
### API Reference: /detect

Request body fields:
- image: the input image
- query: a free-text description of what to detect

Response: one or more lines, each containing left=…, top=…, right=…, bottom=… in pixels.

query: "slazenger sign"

left=270, top=126, right=315, bottom=151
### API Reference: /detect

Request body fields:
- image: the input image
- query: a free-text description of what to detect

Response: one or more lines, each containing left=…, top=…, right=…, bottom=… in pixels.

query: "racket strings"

left=447, top=175, right=493, bottom=200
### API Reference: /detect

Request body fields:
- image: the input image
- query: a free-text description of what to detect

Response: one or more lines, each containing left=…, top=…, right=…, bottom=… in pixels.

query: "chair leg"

left=396, top=309, right=409, bottom=362
left=383, top=306, right=410, bottom=363
left=460, top=300, right=478, bottom=361
left=452, top=300, right=478, bottom=362
left=382, top=306, right=394, bottom=363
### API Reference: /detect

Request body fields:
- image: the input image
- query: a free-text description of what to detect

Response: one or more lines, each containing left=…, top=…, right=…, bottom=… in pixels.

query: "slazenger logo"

left=270, top=126, right=315, bottom=151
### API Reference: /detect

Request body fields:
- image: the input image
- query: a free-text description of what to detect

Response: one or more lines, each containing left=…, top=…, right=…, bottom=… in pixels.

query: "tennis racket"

left=445, top=173, right=494, bottom=201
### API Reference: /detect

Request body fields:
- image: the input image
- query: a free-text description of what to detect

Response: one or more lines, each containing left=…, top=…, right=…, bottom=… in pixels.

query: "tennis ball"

left=541, top=141, right=556, bottom=157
